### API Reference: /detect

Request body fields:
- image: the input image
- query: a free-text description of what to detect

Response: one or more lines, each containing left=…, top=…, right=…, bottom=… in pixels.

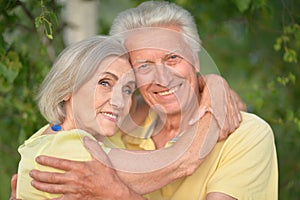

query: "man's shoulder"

left=224, top=112, right=275, bottom=150
left=241, top=111, right=270, bottom=126
left=237, top=112, right=273, bottom=135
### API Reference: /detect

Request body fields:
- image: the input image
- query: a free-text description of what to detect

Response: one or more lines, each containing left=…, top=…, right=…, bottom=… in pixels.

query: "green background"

left=1, top=0, right=299, bottom=199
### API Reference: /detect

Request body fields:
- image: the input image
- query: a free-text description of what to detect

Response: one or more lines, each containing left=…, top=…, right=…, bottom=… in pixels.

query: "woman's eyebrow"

left=101, top=72, right=118, bottom=80
left=126, top=80, right=137, bottom=88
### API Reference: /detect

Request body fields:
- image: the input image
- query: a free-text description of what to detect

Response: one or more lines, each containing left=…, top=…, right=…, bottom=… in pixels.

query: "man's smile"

left=153, top=84, right=182, bottom=96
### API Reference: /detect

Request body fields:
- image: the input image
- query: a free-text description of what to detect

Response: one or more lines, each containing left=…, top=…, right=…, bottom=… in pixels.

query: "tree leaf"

left=233, top=0, right=251, bottom=12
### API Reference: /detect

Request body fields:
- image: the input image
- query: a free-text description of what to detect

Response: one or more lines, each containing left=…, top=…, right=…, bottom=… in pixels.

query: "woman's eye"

left=122, top=86, right=133, bottom=95
left=98, top=79, right=110, bottom=87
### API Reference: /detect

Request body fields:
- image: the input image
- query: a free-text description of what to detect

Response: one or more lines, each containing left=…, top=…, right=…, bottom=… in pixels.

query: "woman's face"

left=70, top=56, right=136, bottom=137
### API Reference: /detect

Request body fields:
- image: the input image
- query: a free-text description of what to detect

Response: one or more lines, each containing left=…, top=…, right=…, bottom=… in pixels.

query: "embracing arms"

left=12, top=74, right=246, bottom=199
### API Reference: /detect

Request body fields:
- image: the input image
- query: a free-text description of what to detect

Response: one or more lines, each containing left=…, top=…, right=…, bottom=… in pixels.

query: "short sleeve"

left=38, top=129, right=94, bottom=163
left=207, top=114, right=278, bottom=199
left=17, top=129, right=97, bottom=199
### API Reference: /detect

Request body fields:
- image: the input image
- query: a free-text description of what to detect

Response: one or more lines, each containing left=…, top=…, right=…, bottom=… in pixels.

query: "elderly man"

left=12, top=1, right=276, bottom=200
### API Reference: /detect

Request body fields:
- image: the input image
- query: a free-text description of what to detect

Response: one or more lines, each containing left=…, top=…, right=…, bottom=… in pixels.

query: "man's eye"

left=136, top=63, right=152, bottom=73
left=170, top=55, right=178, bottom=59
left=138, top=64, right=149, bottom=69
left=165, top=54, right=182, bottom=65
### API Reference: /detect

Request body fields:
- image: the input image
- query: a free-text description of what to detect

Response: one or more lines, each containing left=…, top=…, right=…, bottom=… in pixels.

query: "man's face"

left=126, top=28, right=200, bottom=115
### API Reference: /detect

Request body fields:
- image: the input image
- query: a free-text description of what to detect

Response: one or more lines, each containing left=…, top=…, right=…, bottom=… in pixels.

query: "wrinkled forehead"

left=124, top=27, right=195, bottom=63
left=100, top=55, right=131, bottom=72
left=96, top=55, right=135, bottom=82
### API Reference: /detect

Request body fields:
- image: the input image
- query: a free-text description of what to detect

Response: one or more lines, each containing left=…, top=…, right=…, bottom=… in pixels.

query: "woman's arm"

left=9, top=174, right=19, bottom=200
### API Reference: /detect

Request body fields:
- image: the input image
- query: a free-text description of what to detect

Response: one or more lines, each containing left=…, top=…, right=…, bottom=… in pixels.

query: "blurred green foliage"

left=0, top=0, right=299, bottom=199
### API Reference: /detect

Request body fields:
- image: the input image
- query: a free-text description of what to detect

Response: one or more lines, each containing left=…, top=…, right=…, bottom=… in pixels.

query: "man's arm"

left=199, top=74, right=244, bottom=140
left=30, top=157, right=146, bottom=200
left=30, top=112, right=219, bottom=198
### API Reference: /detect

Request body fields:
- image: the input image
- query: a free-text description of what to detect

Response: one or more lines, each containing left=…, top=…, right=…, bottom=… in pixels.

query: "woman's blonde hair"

left=37, top=36, right=127, bottom=124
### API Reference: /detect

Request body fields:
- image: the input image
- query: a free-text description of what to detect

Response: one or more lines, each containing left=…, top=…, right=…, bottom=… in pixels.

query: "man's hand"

left=229, top=88, right=247, bottom=112
left=30, top=152, right=145, bottom=200
left=199, top=74, right=243, bottom=140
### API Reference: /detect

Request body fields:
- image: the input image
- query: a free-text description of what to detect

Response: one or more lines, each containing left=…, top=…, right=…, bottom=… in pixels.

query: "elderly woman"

left=16, top=36, right=137, bottom=199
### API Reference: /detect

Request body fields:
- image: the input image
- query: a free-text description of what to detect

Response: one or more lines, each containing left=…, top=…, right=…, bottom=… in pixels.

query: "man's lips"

left=154, top=84, right=181, bottom=96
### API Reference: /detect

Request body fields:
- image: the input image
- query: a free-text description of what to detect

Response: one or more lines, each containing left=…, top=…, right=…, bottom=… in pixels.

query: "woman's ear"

left=63, top=94, right=71, bottom=102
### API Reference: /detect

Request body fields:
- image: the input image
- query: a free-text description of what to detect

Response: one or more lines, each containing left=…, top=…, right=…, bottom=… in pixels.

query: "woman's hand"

left=9, top=174, right=20, bottom=200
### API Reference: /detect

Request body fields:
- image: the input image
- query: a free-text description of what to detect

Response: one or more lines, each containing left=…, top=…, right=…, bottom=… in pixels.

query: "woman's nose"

left=110, top=87, right=125, bottom=109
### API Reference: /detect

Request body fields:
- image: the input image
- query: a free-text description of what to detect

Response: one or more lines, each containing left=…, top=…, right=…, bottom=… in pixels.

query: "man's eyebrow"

left=133, top=59, right=147, bottom=63
left=164, top=49, right=178, bottom=56
left=132, top=49, right=179, bottom=65
left=132, top=59, right=153, bottom=66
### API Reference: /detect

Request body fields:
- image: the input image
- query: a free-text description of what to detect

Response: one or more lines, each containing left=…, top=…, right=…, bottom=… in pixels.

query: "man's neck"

left=151, top=94, right=202, bottom=149
left=152, top=114, right=181, bottom=149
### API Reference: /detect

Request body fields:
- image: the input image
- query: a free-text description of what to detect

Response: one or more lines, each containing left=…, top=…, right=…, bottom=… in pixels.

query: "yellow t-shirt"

left=17, top=111, right=278, bottom=199
left=16, top=126, right=112, bottom=200
left=111, top=112, right=278, bottom=200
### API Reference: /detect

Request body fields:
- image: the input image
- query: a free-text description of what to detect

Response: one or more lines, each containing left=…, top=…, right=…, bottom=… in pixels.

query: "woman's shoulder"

left=19, top=128, right=97, bottom=161
left=51, top=129, right=95, bottom=144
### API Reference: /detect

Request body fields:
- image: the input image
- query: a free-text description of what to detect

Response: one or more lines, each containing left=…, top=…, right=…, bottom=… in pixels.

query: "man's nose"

left=154, top=64, right=172, bottom=87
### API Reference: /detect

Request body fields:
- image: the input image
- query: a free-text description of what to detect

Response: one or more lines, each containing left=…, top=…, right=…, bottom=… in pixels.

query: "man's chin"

left=154, top=106, right=181, bottom=115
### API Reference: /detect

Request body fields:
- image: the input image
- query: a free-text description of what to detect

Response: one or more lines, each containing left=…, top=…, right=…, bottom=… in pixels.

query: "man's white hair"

left=109, top=1, right=201, bottom=55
